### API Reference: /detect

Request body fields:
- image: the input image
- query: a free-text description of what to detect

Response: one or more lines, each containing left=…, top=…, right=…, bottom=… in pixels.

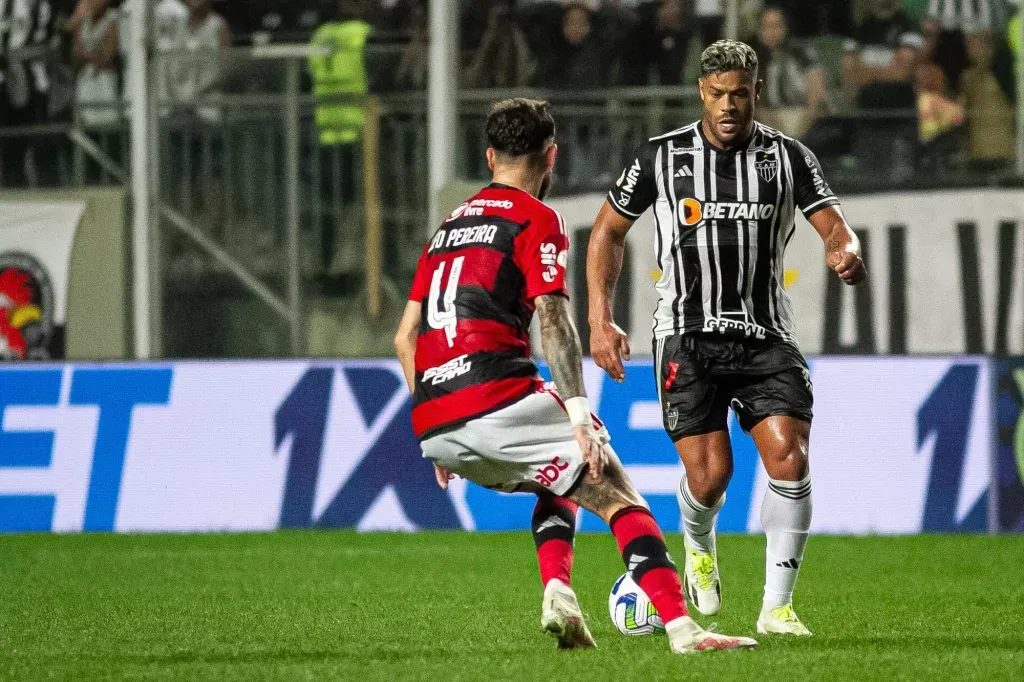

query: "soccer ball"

left=608, top=572, right=665, bottom=636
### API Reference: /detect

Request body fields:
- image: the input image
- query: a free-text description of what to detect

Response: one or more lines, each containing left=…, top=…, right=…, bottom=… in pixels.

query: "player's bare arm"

left=535, top=293, right=606, bottom=480
left=393, top=300, right=421, bottom=393
left=394, top=299, right=453, bottom=489
left=809, top=205, right=867, bottom=285
left=586, top=202, right=634, bottom=382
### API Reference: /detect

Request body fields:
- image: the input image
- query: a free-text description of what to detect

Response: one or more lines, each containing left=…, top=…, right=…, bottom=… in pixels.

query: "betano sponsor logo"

left=679, top=199, right=775, bottom=226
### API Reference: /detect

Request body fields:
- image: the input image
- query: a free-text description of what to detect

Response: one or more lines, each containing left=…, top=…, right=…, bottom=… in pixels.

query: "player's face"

left=699, top=70, right=760, bottom=149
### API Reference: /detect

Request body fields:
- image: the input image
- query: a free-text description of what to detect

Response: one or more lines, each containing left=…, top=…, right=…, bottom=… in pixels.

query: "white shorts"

left=420, top=386, right=609, bottom=496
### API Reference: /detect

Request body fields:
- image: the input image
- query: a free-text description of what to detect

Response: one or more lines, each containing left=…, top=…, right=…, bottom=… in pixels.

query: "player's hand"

left=590, top=320, right=630, bottom=382
left=828, top=250, right=866, bottom=285
left=573, top=424, right=607, bottom=482
left=433, top=464, right=455, bottom=490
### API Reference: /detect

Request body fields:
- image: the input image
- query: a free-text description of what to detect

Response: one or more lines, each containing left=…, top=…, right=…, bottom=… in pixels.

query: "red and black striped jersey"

left=408, top=183, right=570, bottom=440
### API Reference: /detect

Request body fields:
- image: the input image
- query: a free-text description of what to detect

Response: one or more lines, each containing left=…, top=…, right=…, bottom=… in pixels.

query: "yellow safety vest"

left=309, top=20, right=371, bottom=145
left=1009, top=14, right=1020, bottom=63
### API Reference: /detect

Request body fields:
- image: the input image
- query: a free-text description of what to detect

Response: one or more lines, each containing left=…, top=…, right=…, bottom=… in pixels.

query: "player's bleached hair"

left=486, top=98, right=555, bottom=165
left=700, top=39, right=759, bottom=80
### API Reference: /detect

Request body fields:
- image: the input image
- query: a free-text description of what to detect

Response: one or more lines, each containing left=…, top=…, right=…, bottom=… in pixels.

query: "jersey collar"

left=697, top=120, right=757, bottom=155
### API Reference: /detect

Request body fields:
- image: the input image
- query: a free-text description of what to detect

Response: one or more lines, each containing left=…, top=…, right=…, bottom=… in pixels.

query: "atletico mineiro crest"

left=755, top=151, right=778, bottom=183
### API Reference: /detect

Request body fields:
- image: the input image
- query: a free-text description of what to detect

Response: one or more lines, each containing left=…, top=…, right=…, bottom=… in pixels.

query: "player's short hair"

left=486, top=98, right=555, bottom=164
left=700, top=40, right=759, bottom=80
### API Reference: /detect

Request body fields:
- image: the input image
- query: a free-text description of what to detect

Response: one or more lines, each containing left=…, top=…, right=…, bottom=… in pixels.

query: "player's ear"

left=486, top=147, right=496, bottom=172
left=698, top=77, right=705, bottom=102
left=545, top=143, right=558, bottom=171
left=755, top=78, right=763, bottom=102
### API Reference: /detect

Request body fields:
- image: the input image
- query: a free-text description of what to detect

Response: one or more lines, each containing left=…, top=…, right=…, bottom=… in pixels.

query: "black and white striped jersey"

left=607, top=121, right=840, bottom=343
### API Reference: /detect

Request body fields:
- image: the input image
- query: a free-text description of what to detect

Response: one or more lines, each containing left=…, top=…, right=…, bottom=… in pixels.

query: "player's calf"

left=532, top=495, right=578, bottom=588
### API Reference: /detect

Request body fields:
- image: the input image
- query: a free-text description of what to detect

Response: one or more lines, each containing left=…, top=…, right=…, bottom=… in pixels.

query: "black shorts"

left=653, top=334, right=813, bottom=441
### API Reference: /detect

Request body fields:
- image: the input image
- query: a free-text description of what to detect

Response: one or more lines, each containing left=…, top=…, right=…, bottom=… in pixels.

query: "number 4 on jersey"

left=427, top=257, right=464, bottom=347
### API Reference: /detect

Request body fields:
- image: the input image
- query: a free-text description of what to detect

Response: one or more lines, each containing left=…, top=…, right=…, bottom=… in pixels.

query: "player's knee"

left=686, top=460, right=732, bottom=504
left=763, top=438, right=809, bottom=481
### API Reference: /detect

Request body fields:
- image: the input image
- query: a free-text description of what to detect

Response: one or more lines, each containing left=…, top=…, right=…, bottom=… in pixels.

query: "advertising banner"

left=0, top=201, right=85, bottom=360
left=995, top=359, right=1024, bottom=532
left=0, top=358, right=991, bottom=535
left=548, top=189, right=1024, bottom=356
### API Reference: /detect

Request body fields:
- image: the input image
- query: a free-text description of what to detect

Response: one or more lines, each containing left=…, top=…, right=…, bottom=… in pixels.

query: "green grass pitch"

left=2, top=532, right=1023, bottom=680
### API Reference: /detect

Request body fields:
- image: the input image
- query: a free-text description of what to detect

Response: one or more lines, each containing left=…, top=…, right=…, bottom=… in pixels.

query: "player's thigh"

left=729, top=341, right=813, bottom=435
left=655, top=335, right=730, bottom=442
left=421, top=391, right=588, bottom=496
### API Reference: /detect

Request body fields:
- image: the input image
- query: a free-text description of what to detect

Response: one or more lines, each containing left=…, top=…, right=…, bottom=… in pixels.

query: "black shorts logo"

left=666, top=408, right=679, bottom=431
left=0, top=252, right=56, bottom=360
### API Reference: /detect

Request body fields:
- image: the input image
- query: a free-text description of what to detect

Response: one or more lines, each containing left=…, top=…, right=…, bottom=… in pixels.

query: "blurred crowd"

left=0, top=0, right=1021, bottom=188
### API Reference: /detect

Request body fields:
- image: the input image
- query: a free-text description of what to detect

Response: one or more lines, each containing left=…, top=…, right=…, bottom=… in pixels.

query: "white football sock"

left=677, top=475, right=724, bottom=554
left=761, top=476, right=812, bottom=611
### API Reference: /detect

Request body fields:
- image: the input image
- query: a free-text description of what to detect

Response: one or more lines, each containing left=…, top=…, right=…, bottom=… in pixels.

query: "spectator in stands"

left=309, top=0, right=372, bottom=279
left=535, top=1, right=607, bottom=89
left=750, top=4, right=827, bottom=136
left=915, top=15, right=966, bottom=171
left=962, top=29, right=1016, bottom=171
left=396, top=0, right=427, bottom=90
left=310, top=0, right=371, bottom=145
left=0, top=0, right=59, bottom=188
left=119, top=0, right=187, bottom=113
left=915, top=15, right=968, bottom=97
left=594, top=0, right=640, bottom=84
left=462, top=2, right=535, bottom=88
left=926, top=0, right=1010, bottom=33
left=624, top=0, right=691, bottom=85
left=534, top=1, right=609, bottom=188
left=695, top=0, right=725, bottom=47
left=841, top=0, right=922, bottom=182
left=174, top=0, right=230, bottom=124
left=69, top=0, right=120, bottom=128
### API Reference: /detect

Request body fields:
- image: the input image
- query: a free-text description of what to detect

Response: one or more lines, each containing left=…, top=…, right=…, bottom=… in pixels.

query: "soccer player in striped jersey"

left=588, top=40, right=867, bottom=636
left=395, top=98, right=756, bottom=654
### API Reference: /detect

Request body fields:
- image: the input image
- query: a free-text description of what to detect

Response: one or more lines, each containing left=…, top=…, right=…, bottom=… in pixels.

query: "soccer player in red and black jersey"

left=394, top=99, right=757, bottom=654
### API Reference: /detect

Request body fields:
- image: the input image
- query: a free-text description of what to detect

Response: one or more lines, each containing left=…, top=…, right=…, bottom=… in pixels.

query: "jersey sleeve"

left=407, top=243, right=431, bottom=302
left=785, top=138, right=841, bottom=219
left=606, top=141, right=658, bottom=220
left=516, top=208, right=570, bottom=301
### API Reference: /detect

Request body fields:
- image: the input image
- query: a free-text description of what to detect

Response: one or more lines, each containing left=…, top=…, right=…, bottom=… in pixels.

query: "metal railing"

left=2, top=83, right=1020, bottom=357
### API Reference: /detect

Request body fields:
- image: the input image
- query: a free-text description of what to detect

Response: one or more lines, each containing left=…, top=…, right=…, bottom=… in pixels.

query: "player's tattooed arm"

left=809, top=205, right=866, bottom=285
left=535, top=293, right=587, bottom=400
left=393, top=300, right=422, bottom=393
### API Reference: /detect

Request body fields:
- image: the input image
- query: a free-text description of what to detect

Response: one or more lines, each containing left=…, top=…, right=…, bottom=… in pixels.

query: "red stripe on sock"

left=610, top=507, right=687, bottom=622
left=536, top=538, right=574, bottom=586
left=533, top=497, right=578, bottom=587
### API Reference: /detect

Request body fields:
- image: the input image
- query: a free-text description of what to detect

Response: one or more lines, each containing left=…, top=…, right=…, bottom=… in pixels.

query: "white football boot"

left=682, top=536, right=722, bottom=616
left=540, top=579, right=597, bottom=649
left=756, top=603, right=812, bottom=636
left=666, top=616, right=758, bottom=654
